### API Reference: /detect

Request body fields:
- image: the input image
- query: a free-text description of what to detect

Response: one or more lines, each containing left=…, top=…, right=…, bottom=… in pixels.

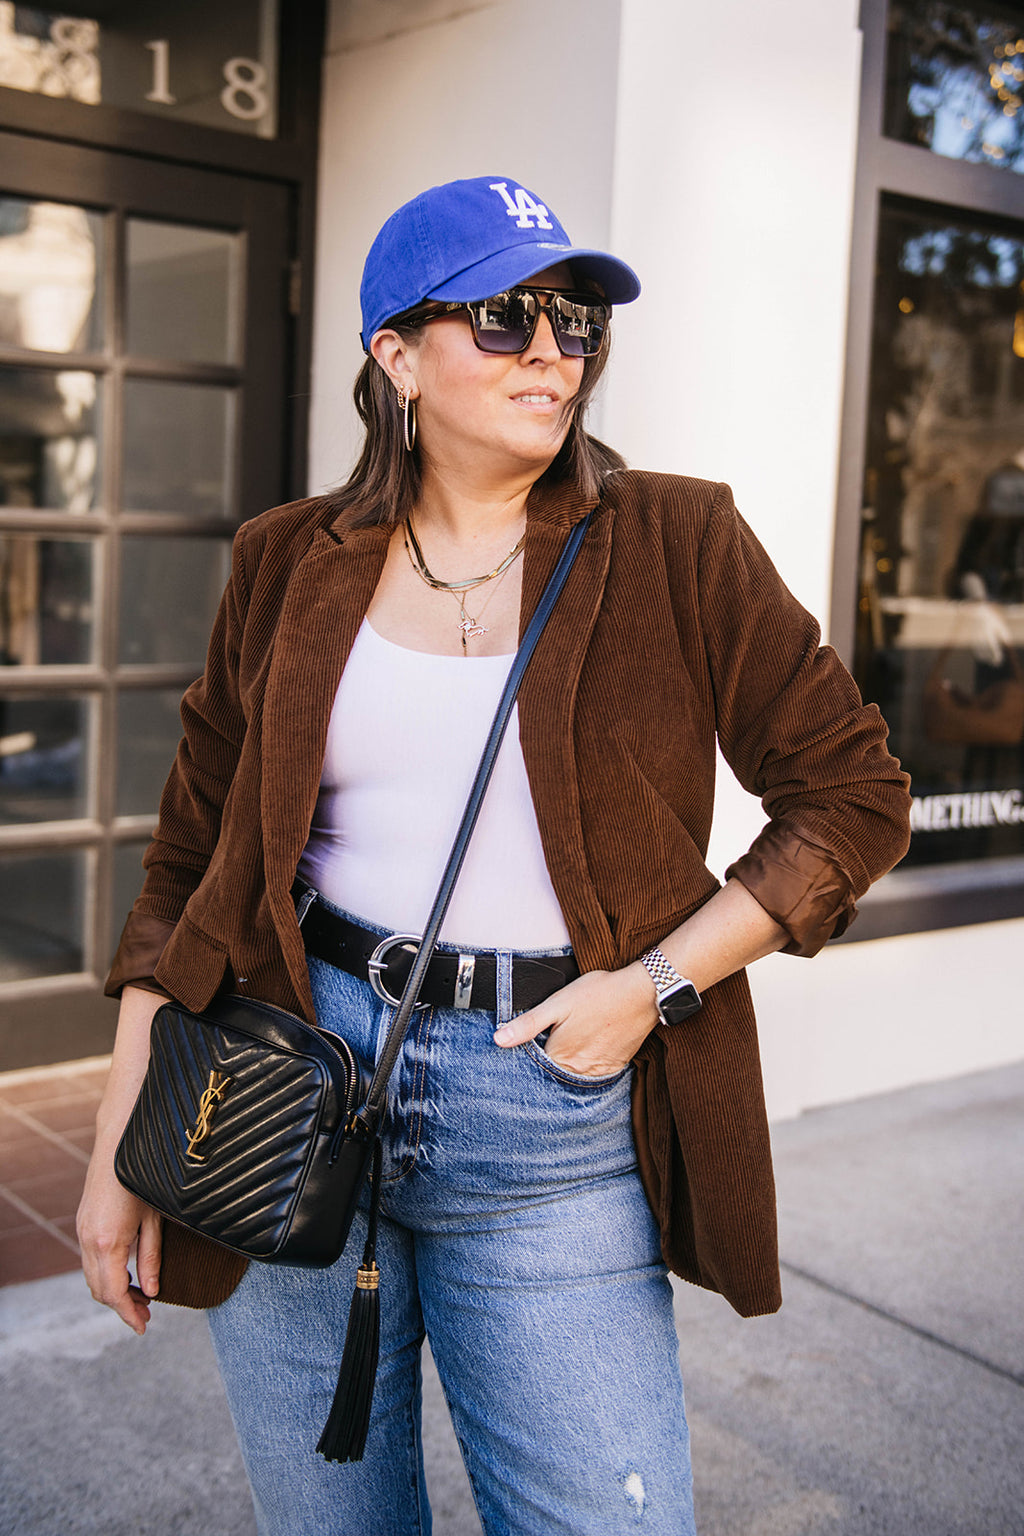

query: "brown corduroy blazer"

left=107, top=470, right=911, bottom=1317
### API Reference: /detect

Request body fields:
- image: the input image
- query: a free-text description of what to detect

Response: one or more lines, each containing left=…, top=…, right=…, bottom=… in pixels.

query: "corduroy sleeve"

left=694, top=483, right=911, bottom=955
left=104, top=523, right=255, bottom=997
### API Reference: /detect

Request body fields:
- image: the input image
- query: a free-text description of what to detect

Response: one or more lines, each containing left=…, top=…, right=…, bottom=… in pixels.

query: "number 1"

left=145, top=40, right=177, bottom=105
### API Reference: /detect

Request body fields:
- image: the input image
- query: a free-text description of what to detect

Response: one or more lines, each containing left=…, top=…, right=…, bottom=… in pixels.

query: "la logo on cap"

left=489, top=182, right=554, bottom=231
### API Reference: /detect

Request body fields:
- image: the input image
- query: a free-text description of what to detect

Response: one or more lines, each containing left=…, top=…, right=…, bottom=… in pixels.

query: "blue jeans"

left=207, top=907, right=696, bottom=1536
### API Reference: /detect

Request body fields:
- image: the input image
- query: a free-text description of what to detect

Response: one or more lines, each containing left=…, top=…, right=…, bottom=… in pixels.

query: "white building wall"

left=605, top=0, right=861, bottom=613
left=313, top=0, right=1024, bottom=1119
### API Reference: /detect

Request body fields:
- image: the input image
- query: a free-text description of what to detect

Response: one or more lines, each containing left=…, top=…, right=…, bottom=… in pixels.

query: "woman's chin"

left=421, top=430, right=568, bottom=482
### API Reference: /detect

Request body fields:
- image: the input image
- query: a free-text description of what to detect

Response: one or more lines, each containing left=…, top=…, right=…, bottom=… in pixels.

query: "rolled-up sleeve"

left=697, top=483, right=911, bottom=955
left=104, top=912, right=178, bottom=999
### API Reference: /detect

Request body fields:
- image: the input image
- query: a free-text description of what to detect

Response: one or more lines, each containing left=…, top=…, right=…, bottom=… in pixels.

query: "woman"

left=79, top=176, right=911, bottom=1535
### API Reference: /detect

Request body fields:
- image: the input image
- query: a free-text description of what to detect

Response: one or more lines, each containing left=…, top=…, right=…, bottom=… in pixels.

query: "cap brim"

left=427, top=242, right=640, bottom=305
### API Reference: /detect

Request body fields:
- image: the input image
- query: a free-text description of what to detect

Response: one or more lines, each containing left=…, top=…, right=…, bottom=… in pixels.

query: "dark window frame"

left=0, top=143, right=294, bottom=1066
left=833, top=0, right=1024, bottom=942
left=0, top=6, right=325, bottom=1066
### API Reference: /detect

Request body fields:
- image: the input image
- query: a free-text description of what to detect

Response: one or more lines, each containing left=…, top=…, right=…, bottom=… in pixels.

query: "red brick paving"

left=0, top=1058, right=110, bottom=1288
left=0, top=1196, right=31, bottom=1235
left=29, top=1098, right=103, bottom=1135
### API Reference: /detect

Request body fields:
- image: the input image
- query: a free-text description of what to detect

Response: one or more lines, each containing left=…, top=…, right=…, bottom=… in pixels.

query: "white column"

left=604, top=0, right=863, bottom=619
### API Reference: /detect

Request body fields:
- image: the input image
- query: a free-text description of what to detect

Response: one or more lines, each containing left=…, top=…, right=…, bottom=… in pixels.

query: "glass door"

left=0, top=132, right=291, bottom=1067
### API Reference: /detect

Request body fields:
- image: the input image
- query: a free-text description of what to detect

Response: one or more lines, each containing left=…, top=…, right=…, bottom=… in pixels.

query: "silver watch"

left=640, top=947, right=702, bottom=1026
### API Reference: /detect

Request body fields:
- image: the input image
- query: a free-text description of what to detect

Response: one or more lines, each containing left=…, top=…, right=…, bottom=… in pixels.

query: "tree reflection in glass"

left=886, top=1, right=1024, bottom=174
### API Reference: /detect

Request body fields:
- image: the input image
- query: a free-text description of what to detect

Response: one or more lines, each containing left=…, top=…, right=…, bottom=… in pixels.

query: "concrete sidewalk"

left=1, top=1062, right=1021, bottom=1536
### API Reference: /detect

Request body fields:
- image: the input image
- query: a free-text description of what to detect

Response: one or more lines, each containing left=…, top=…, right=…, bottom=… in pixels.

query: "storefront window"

left=0, top=692, right=92, bottom=823
left=0, top=197, right=104, bottom=353
left=0, top=534, right=93, bottom=665
left=110, top=840, right=148, bottom=959
left=0, top=367, right=100, bottom=511
left=854, top=197, right=1024, bottom=867
left=115, top=687, right=186, bottom=817
left=0, top=848, right=88, bottom=980
left=121, top=378, right=233, bottom=517
left=885, top=0, right=1024, bottom=174
left=126, top=219, right=242, bottom=365
left=118, top=535, right=228, bottom=666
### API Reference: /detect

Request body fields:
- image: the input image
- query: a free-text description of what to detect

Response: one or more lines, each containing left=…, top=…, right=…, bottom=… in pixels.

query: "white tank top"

left=297, top=620, right=572, bottom=950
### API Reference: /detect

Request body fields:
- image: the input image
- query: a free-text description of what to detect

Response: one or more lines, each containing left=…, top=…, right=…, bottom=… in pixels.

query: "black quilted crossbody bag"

left=114, top=512, right=592, bottom=1462
left=114, top=994, right=372, bottom=1265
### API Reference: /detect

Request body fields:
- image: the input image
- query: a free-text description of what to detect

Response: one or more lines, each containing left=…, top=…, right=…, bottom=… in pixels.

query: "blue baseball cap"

left=359, top=176, right=641, bottom=349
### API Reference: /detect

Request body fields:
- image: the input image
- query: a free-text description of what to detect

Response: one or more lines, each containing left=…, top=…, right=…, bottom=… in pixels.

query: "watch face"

left=658, top=980, right=702, bottom=1026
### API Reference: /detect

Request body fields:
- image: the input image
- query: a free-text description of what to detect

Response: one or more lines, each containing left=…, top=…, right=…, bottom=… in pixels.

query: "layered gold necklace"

left=404, top=518, right=526, bottom=655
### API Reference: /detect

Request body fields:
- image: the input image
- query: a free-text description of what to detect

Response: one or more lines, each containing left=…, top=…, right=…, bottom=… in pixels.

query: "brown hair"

left=323, top=304, right=625, bottom=531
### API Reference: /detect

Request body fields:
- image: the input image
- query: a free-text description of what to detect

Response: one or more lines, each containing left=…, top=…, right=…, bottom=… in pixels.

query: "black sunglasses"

left=438, top=287, right=609, bottom=358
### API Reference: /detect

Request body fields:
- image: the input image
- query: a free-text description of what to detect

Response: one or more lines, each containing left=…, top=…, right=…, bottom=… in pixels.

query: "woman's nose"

left=524, top=309, right=561, bottom=362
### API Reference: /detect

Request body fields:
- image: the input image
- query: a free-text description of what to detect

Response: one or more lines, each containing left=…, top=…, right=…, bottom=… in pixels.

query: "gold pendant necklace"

left=449, top=564, right=514, bottom=651
left=404, top=518, right=525, bottom=654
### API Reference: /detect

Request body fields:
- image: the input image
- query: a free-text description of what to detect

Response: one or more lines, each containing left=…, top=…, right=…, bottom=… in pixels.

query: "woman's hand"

left=77, top=1156, right=161, bottom=1335
left=493, top=963, right=658, bottom=1076
left=77, top=984, right=166, bottom=1334
left=493, top=879, right=790, bottom=1075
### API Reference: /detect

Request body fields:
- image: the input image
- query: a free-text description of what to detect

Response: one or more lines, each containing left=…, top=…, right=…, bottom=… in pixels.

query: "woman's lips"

left=511, top=390, right=560, bottom=407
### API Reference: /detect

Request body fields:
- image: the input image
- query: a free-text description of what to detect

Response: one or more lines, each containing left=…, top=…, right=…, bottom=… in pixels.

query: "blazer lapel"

left=518, top=488, right=618, bottom=971
left=261, top=523, right=388, bottom=1005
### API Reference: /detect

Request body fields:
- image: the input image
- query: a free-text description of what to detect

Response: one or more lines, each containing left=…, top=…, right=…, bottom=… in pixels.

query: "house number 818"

left=144, top=39, right=270, bottom=121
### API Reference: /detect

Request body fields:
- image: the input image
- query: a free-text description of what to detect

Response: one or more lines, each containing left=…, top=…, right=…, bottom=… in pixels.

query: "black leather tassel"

left=317, top=1139, right=382, bottom=1463
left=316, top=1261, right=379, bottom=1462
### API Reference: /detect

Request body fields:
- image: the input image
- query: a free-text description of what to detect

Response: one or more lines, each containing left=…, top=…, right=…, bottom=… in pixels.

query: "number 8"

left=220, top=57, right=268, bottom=121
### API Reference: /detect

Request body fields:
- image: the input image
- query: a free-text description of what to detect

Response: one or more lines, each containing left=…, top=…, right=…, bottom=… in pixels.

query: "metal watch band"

left=640, top=946, right=688, bottom=996
left=640, top=947, right=702, bottom=1025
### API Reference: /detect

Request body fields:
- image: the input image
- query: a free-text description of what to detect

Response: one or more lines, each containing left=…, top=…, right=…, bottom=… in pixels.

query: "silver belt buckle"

left=366, top=933, right=428, bottom=1009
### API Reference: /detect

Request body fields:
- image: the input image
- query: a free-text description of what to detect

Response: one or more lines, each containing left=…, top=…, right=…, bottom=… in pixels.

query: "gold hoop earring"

left=403, top=393, right=418, bottom=453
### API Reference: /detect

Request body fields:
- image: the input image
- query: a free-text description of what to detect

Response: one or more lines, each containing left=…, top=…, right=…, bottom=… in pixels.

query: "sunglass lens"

left=467, top=292, right=533, bottom=353
left=551, top=296, right=607, bottom=357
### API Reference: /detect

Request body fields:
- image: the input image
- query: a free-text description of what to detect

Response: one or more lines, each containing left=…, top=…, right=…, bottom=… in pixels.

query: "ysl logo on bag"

left=185, top=1070, right=231, bottom=1161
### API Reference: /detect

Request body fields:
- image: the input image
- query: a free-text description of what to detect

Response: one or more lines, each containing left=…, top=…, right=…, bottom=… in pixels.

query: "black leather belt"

left=294, top=885, right=579, bottom=1014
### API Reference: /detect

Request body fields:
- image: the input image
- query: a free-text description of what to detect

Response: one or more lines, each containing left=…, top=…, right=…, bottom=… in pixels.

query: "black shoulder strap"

left=358, top=510, right=593, bottom=1122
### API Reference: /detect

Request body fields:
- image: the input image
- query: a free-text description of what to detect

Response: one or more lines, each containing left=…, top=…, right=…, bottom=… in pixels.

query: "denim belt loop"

left=495, top=951, right=514, bottom=1025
